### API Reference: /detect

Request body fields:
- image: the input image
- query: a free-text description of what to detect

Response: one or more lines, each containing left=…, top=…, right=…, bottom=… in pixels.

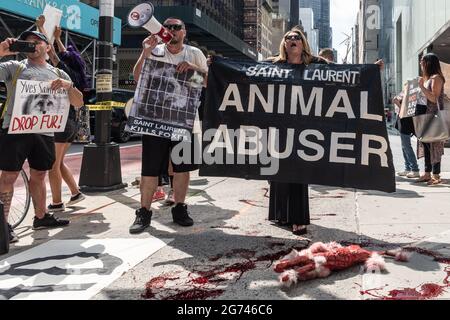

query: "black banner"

left=199, top=57, right=396, bottom=193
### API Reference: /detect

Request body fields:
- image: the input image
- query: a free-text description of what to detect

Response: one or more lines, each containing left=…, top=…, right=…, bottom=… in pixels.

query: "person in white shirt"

left=129, top=18, right=207, bottom=234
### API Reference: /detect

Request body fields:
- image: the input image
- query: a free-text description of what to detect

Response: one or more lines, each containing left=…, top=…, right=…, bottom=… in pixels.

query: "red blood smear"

left=146, top=276, right=179, bottom=289
left=359, top=288, right=386, bottom=300
left=194, top=261, right=257, bottom=283
left=191, top=277, right=210, bottom=284
left=360, top=253, right=450, bottom=300
left=361, top=267, right=450, bottom=300
left=144, top=245, right=307, bottom=300
left=190, top=274, right=228, bottom=284
left=388, top=284, right=445, bottom=300
left=141, top=289, right=155, bottom=299
left=141, top=275, right=180, bottom=299
left=163, top=289, right=225, bottom=300
left=421, top=284, right=446, bottom=298
left=404, top=247, right=450, bottom=264
left=444, top=267, right=450, bottom=284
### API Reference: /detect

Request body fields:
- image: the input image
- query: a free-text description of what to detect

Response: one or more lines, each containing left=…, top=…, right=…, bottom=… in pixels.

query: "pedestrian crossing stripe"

left=0, top=238, right=171, bottom=300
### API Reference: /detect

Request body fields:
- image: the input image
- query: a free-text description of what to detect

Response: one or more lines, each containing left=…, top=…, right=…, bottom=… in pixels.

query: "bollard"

left=0, top=201, right=9, bottom=255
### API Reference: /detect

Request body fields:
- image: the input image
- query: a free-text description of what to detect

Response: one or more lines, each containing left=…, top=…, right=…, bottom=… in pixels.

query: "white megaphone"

left=127, top=2, right=173, bottom=43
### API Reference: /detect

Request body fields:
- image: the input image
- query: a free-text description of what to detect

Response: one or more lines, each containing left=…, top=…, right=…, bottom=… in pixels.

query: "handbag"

left=413, top=109, right=450, bottom=143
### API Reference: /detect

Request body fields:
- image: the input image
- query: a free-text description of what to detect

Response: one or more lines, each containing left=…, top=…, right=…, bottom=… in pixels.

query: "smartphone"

left=9, top=40, right=36, bottom=53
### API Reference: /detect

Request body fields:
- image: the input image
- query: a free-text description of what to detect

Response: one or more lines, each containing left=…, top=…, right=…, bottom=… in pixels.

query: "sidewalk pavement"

left=2, top=134, right=450, bottom=300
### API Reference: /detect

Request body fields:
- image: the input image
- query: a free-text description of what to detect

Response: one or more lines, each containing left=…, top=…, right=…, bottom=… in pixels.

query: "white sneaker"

left=397, top=171, right=409, bottom=177
left=406, top=171, right=420, bottom=178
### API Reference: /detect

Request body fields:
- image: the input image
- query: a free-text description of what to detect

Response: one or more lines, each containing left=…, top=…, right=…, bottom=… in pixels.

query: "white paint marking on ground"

left=0, top=238, right=172, bottom=300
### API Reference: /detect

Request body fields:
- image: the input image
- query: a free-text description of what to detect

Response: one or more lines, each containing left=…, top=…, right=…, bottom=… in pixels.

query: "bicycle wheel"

left=7, top=170, right=31, bottom=229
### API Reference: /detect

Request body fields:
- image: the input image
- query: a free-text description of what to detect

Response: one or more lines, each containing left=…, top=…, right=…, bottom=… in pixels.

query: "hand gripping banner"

left=199, top=57, right=396, bottom=193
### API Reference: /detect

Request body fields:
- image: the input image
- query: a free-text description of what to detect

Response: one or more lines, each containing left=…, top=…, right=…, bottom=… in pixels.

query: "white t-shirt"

left=149, top=44, right=208, bottom=74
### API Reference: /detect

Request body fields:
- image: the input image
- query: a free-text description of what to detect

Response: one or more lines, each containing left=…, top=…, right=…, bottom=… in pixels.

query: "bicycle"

left=1, top=169, right=31, bottom=229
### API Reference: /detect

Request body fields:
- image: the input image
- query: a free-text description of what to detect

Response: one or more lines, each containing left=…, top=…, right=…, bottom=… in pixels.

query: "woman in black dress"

left=267, top=28, right=328, bottom=235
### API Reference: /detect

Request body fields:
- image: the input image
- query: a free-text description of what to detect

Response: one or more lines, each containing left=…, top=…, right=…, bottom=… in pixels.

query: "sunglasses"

left=285, top=35, right=302, bottom=41
left=163, top=24, right=183, bottom=31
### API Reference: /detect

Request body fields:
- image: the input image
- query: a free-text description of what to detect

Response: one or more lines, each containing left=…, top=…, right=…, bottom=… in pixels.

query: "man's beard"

left=169, top=38, right=180, bottom=45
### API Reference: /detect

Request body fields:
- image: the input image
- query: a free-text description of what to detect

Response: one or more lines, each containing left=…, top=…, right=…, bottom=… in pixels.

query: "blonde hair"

left=269, top=29, right=314, bottom=64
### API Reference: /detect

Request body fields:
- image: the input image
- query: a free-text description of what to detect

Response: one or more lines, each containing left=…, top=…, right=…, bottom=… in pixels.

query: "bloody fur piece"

left=274, top=242, right=396, bottom=287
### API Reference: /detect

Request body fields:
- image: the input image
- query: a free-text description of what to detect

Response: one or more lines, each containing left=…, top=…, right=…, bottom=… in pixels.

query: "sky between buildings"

left=331, top=0, right=359, bottom=63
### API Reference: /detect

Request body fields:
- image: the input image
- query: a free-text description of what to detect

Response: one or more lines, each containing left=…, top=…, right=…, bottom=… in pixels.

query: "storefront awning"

left=0, top=0, right=122, bottom=45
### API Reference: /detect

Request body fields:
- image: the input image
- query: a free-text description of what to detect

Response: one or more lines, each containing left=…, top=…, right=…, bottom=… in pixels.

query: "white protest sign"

left=43, top=4, right=63, bottom=45
left=8, top=80, right=70, bottom=134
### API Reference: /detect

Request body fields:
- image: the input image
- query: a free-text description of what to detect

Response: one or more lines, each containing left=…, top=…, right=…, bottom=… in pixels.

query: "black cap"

left=18, top=31, right=49, bottom=44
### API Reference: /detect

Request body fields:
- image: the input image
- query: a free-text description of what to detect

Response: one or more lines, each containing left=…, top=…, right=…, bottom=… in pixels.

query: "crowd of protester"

left=0, top=15, right=447, bottom=246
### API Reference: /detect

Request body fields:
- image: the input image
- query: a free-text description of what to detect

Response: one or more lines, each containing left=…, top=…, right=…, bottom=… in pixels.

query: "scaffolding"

left=0, top=9, right=106, bottom=89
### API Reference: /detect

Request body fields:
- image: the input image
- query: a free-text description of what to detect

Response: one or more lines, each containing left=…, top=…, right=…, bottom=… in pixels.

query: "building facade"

left=356, top=0, right=449, bottom=103
left=270, top=0, right=289, bottom=56
left=299, top=8, right=319, bottom=55
left=82, top=0, right=259, bottom=88
left=243, top=0, right=274, bottom=60
left=270, top=14, right=289, bottom=55
left=299, top=0, right=332, bottom=49
left=392, top=0, right=450, bottom=95
left=356, top=0, right=395, bottom=102
left=274, top=0, right=290, bottom=19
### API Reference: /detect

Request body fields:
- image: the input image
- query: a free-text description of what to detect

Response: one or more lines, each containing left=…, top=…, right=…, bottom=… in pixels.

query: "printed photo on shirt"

left=127, top=58, right=204, bottom=141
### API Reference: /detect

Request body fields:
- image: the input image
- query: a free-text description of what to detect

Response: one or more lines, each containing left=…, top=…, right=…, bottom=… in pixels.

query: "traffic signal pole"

left=79, top=0, right=126, bottom=192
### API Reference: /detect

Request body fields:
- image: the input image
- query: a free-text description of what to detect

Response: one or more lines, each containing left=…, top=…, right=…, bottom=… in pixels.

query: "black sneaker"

left=33, top=213, right=70, bottom=230
left=67, top=192, right=86, bottom=206
left=171, top=203, right=194, bottom=227
left=48, top=203, right=65, bottom=212
left=129, top=208, right=152, bottom=234
left=8, top=224, right=19, bottom=244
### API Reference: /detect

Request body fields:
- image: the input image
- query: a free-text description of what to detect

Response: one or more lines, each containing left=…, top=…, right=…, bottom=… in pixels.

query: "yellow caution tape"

left=86, top=105, right=112, bottom=111
left=86, top=101, right=126, bottom=110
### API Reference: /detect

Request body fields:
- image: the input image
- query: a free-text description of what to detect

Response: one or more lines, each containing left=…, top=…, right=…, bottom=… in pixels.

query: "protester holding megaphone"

left=127, top=2, right=173, bottom=44
left=127, top=10, right=208, bottom=234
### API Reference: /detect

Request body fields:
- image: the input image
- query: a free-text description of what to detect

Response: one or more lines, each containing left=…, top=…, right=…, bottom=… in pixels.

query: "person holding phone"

left=0, top=32, right=84, bottom=243
left=35, top=16, right=87, bottom=212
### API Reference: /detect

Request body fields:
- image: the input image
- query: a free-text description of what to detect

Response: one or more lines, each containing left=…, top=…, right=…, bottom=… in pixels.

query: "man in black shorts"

left=129, top=18, right=207, bottom=234
left=0, top=32, right=84, bottom=243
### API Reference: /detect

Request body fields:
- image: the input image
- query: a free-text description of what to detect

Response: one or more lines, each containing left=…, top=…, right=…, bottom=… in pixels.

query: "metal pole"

left=79, top=0, right=126, bottom=192
left=92, top=39, right=96, bottom=89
